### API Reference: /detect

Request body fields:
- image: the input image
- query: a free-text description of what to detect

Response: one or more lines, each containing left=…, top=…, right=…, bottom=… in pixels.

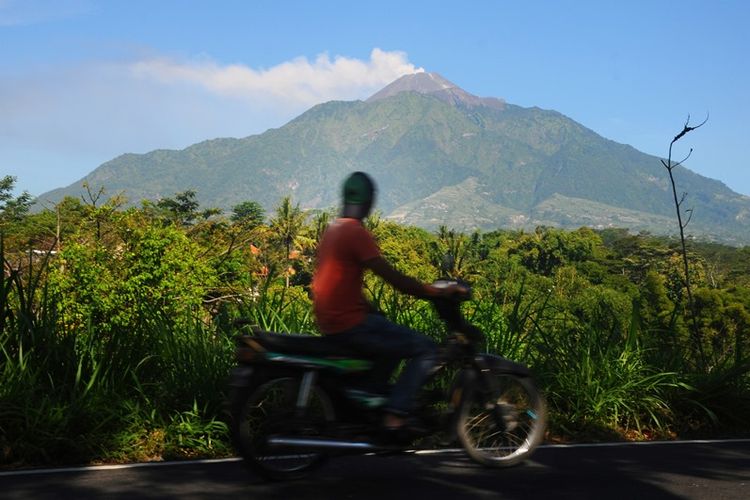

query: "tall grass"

left=233, top=282, right=317, bottom=333
left=2, top=237, right=748, bottom=466
left=0, top=242, right=116, bottom=463
left=468, top=277, right=553, bottom=363
left=0, top=241, right=335, bottom=466
left=367, top=277, right=690, bottom=439
left=536, top=322, right=686, bottom=437
left=0, top=239, right=234, bottom=465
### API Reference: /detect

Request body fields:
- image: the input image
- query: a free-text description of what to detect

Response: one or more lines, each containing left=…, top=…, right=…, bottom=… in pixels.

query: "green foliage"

left=0, top=176, right=32, bottom=225
left=156, top=190, right=200, bottom=224
left=372, top=221, right=435, bottom=281
left=163, top=401, right=231, bottom=459
left=48, top=211, right=216, bottom=335
left=2, top=191, right=750, bottom=467
left=155, top=190, right=221, bottom=225
left=508, top=227, right=599, bottom=276
left=268, top=196, right=310, bottom=287
left=692, top=287, right=750, bottom=369
left=538, top=323, right=685, bottom=434
left=234, top=284, right=316, bottom=334
left=231, top=200, right=265, bottom=228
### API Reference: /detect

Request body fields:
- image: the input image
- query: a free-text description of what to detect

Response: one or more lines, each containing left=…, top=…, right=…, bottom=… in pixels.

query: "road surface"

left=2, top=440, right=749, bottom=499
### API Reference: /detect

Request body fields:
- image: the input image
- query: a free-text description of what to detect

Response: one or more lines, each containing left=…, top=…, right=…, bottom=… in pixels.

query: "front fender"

left=474, top=353, right=531, bottom=377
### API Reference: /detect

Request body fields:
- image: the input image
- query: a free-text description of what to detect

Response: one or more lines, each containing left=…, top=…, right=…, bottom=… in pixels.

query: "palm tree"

left=433, top=225, right=482, bottom=279
left=269, top=196, right=307, bottom=287
left=311, top=209, right=335, bottom=245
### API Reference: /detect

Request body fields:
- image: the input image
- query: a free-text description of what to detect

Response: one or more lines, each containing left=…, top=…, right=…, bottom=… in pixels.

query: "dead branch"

left=662, top=114, right=709, bottom=371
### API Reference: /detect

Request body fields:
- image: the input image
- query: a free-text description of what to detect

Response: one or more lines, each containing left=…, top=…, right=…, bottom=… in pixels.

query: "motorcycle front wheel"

left=456, top=373, right=546, bottom=467
left=231, top=376, right=335, bottom=480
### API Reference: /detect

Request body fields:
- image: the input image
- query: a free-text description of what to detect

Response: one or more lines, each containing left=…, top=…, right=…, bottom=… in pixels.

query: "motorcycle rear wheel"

left=456, top=373, right=546, bottom=467
left=231, top=376, right=335, bottom=480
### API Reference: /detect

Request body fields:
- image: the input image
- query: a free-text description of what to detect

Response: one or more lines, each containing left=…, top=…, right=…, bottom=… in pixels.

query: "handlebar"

left=429, top=279, right=483, bottom=343
left=431, top=279, right=472, bottom=300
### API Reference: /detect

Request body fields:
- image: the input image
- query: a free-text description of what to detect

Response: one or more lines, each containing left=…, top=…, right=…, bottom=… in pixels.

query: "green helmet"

left=341, top=171, right=376, bottom=219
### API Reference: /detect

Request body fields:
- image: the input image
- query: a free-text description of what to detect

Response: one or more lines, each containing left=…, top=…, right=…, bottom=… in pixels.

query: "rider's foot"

left=380, top=412, right=429, bottom=442
left=383, top=413, right=406, bottom=430
left=377, top=425, right=411, bottom=446
left=379, top=411, right=413, bottom=445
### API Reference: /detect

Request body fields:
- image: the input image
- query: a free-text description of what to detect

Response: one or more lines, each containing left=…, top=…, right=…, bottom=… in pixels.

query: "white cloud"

left=129, top=48, right=424, bottom=107
left=2, top=48, right=422, bottom=150
left=0, top=48, right=422, bottom=196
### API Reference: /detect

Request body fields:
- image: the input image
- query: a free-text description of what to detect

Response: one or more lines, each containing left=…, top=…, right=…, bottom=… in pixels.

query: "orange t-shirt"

left=312, top=218, right=380, bottom=334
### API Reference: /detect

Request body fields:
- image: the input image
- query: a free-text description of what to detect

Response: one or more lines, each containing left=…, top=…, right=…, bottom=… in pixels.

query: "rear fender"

left=228, top=365, right=256, bottom=388
left=263, top=352, right=372, bottom=374
left=228, top=363, right=304, bottom=389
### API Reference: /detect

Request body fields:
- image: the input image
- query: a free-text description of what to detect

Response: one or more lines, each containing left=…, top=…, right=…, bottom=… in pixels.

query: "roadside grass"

left=0, top=240, right=235, bottom=466
left=536, top=324, right=686, bottom=439
left=1, top=245, right=748, bottom=466
left=366, top=279, right=701, bottom=442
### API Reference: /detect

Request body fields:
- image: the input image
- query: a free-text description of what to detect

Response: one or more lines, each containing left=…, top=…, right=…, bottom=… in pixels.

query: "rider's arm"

left=364, top=256, right=440, bottom=298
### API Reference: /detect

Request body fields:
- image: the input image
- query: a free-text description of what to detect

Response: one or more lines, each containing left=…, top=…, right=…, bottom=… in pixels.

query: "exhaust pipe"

left=267, top=436, right=385, bottom=453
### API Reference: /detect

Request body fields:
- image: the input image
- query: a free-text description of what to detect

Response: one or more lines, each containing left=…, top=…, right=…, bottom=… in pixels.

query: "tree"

left=157, top=190, right=221, bottom=226
left=4, top=196, right=88, bottom=254
left=431, top=225, right=474, bottom=279
left=157, top=190, right=200, bottom=225
left=310, top=209, right=333, bottom=245
left=48, top=209, right=217, bottom=335
left=509, top=227, right=597, bottom=276
left=269, top=196, right=308, bottom=287
left=0, top=175, right=32, bottom=225
left=231, top=201, right=265, bottom=229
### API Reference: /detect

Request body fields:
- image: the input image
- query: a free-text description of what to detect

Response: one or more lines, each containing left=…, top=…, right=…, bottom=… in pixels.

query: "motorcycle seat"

left=255, top=331, right=366, bottom=358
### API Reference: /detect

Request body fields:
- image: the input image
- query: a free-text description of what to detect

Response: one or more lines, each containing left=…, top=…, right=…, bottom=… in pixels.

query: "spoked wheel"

left=457, top=374, right=546, bottom=467
left=231, top=376, right=335, bottom=480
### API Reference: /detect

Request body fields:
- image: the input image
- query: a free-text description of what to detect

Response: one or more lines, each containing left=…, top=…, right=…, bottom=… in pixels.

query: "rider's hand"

left=424, top=282, right=469, bottom=298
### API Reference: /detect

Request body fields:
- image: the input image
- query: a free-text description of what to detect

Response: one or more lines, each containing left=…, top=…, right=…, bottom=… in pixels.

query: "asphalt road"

left=2, top=440, right=749, bottom=499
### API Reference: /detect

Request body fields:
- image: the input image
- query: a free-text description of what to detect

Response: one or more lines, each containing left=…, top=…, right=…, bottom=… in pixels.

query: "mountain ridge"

left=36, top=72, right=750, bottom=245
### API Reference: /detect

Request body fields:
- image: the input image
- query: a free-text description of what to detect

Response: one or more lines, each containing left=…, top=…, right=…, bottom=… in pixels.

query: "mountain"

left=37, top=73, right=750, bottom=245
left=367, top=72, right=506, bottom=110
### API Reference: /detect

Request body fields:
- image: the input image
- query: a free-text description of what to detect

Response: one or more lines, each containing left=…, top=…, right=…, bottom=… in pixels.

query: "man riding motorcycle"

left=311, top=171, right=464, bottom=433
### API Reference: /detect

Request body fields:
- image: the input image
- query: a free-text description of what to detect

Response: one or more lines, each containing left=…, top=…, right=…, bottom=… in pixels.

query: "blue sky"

left=2, top=0, right=748, bottom=198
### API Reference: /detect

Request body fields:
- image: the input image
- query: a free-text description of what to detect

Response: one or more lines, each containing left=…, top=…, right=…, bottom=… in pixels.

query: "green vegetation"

left=2, top=178, right=749, bottom=467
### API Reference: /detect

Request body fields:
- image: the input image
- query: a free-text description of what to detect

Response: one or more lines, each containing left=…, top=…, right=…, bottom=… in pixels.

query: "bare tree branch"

left=662, top=114, right=709, bottom=371
left=683, top=208, right=694, bottom=227
left=674, top=148, right=694, bottom=168
left=672, top=113, right=709, bottom=145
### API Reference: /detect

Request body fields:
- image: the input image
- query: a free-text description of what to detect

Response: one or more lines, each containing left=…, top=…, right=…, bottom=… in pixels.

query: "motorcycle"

left=228, top=279, right=547, bottom=480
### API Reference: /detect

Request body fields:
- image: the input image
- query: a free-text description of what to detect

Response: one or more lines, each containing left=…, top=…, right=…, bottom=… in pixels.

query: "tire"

left=456, top=373, right=546, bottom=467
left=231, top=376, right=335, bottom=480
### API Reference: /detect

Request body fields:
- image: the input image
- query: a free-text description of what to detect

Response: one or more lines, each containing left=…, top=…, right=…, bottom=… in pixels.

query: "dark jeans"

left=327, top=314, right=438, bottom=415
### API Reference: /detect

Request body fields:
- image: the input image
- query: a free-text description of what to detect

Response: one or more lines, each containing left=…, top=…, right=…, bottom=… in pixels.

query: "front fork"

left=448, top=362, right=508, bottom=433
left=295, top=370, right=318, bottom=418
